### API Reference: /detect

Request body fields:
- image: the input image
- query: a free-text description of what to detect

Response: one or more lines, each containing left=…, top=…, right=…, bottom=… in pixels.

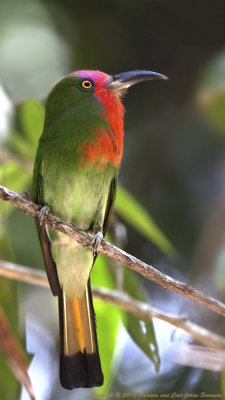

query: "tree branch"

left=0, top=259, right=225, bottom=350
left=1, top=184, right=225, bottom=317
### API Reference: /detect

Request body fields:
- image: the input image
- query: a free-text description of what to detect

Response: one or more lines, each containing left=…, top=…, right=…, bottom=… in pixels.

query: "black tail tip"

left=60, top=351, right=104, bottom=390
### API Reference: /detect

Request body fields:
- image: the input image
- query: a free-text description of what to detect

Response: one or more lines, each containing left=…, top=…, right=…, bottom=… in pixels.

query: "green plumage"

left=32, top=75, right=118, bottom=298
left=32, top=68, right=165, bottom=389
left=32, top=73, right=118, bottom=389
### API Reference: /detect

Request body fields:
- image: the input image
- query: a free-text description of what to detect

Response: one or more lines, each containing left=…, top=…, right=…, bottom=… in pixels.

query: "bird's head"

left=46, top=68, right=167, bottom=109
left=43, top=69, right=167, bottom=142
left=72, top=69, right=167, bottom=99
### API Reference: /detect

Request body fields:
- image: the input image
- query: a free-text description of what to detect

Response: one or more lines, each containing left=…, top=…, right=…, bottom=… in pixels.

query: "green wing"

left=92, top=175, right=117, bottom=268
left=103, top=175, right=118, bottom=236
left=33, top=153, right=61, bottom=296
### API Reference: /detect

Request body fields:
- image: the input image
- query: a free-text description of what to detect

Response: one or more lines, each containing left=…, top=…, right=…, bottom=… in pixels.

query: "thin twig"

left=0, top=260, right=48, bottom=288
left=0, top=259, right=225, bottom=350
left=1, top=184, right=225, bottom=317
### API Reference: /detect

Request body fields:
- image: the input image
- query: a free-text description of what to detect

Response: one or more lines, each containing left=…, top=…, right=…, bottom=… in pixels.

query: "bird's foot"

left=39, top=205, right=50, bottom=226
left=90, top=232, right=103, bottom=256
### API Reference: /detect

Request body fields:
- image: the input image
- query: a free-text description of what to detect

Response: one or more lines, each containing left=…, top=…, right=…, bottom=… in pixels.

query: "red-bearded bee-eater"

left=32, top=69, right=167, bottom=390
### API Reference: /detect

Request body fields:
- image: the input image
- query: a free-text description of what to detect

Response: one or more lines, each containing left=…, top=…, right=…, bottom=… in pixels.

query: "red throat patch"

left=76, top=71, right=125, bottom=168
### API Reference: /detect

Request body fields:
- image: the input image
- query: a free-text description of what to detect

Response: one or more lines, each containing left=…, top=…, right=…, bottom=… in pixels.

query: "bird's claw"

left=39, top=205, right=50, bottom=226
left=90, top=232, right=103, bottom=256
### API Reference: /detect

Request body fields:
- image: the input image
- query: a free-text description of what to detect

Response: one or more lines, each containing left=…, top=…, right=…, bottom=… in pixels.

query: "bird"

left=32, top=69, right=167, bottom=390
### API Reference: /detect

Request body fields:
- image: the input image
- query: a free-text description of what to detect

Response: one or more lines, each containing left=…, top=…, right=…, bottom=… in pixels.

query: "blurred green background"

left=1, top=0, right=225, bottom=398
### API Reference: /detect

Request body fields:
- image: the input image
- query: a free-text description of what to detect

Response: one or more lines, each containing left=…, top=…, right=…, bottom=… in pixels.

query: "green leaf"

left=8, top=131, right=34, bottom=161
left=19, top=99, right=44, bottom=148
left=220, top=368, right=225, bottom=393
left=122, top=268, right=160, bottom=372
left=91, top=254, right=120, bottom=392
left=9, top=130, right=34, bottom=160
left=0, top=352, right=19, bottom=400
left=115, top=185, right=175, bottom=256
left=8, top=99, right=44, bottom=160
left=0, top=162, right=30, bottom=216
left=201, top=92, right=225, bottom=135
left=197, top=52, right=225, bottom=136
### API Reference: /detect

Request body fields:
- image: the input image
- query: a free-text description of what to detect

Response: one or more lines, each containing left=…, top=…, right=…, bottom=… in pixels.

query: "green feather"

left=32, top=74, right=119, bottom=298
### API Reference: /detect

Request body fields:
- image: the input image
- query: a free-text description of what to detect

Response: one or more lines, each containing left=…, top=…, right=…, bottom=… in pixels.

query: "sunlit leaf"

left=115, top=185, right=175, bottom=256
left=19, top=99, right=44, bottom=148
left=9, top=130, right=34, bottom=160
left=91, top=254, right=120, bottom=392
left=0, top=162, right=30, bottom=216
left=123, top=268, right=160, bottom=371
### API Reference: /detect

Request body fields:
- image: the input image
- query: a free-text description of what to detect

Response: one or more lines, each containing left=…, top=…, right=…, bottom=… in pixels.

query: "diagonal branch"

left=1, top=184, right=225, bottom=317
left=0, top=259, right=225, bottom=350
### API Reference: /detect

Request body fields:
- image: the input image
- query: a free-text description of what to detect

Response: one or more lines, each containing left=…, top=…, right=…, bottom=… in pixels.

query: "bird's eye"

left=81, top=80, right=93, bottom=89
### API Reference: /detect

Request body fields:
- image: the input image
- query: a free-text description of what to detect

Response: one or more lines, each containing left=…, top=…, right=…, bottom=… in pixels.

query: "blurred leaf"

left=0, top=352, right=19, bottom=400
left=214, top=247, right=225, bottom=290
left=199, top=53, right=225, bottom=92
left=0, top=307, right=35, bottom=400
left=19, top=99, right=44, bottom=148
left=123, top=268, right=160, bottom=372
left=0, top=162, right=30, bottom=191
left=8, top=99, right=44, bottom=162
left=220, top=368, right=225, bottom=393
left=0, top=162, right=30, bottom=216
left=91, top=254, right=120, bottom=392
left=207, top=93, right=225, bottom=134
left=197, top=90, right=225, bottom=135
left=9, top=130, right=34, bottom=160
left=197, top=52, right=225, bottom=136
left=91, top=254, right=115, bottom=290
left=115, top=185, right=175, bottom=256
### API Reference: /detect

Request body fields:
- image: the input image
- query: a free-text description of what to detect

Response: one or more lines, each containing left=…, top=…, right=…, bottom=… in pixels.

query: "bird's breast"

left=77, top=126, right=123, bottom=168
left=78, top=87, right=125, bottom=168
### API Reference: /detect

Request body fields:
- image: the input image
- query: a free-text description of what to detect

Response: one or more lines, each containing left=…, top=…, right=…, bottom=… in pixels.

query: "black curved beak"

left=108, top=70, right=168, bottom=92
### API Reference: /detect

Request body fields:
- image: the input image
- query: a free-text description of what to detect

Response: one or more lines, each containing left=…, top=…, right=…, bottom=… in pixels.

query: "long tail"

left=58, top=280, right=103, bottom=389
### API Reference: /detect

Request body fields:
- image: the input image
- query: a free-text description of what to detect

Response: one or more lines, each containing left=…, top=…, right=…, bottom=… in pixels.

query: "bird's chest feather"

left=42, top=149, right=114, bottom=229
left=77, top=126, right=123, bottom=168
left=78, top=89, right=124, bottom=168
